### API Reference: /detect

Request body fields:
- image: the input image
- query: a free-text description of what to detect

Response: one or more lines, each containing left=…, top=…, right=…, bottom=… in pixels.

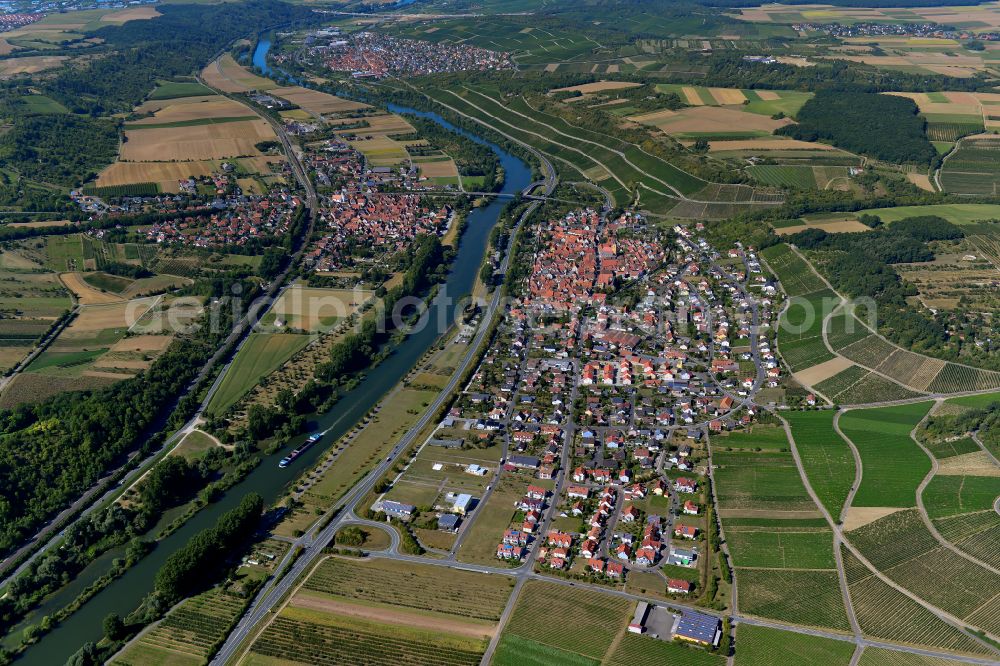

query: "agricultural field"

left=784, top=411, right=855, bottom=519
left=854, top=204, right=1000, bottom=227
left=120, top=117, right=275, bottom=161
left=857, top=647, right=973, bottom=666
left=652, top=84, right=812, bottom=117
left=94, top=88, right=283, bottom=192
left=411, top=82, right=782, bottom=215
left=111, top=587, right=246, bottom=666
left=775, top=290, right=837, bottom=372
left=748, top=164, right=855, bottom=190
left=734, top=568, right=850, bottom=631
left=300, top=557, right=514, bottom=622
left=206, top=332, right=311, bottom=414
left=263, top=283, right=372, bottom=333
left=0, top=246, right=72, bottom=372
left=923, top=475, right=1000, bottom=569
left=712, top=449, right=819, bottom=515
left=201, top=54, right=276, bottom=93
left=629, top=105, right=792, bottom=140
left=243, top=606, right=485, bottom=666
left=270, top=86, right=369, bottom=116
left=492, top=634, right=599, bottom=666
left=842, top=549, right=992, bottom=655
left=760, top=244, right=829, bottom=297
left=726, top=528, right=835, bottom=569
left=501, top=581, right=632, bottom=661
left=734, top=625, right=855, bottom=666
left=848, top=508, right=1000, bottom=627
left=838, top=403, right=933, bottom=508
left=938, top=135, right=1000, bottom=196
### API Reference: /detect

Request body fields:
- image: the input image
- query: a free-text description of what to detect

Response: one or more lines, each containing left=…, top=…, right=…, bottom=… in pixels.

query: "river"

left=14, top=56, right=531, bottom=665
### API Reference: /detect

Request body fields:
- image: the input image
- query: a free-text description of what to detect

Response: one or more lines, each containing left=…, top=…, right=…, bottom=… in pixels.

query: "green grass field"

left=838, top=403, right=933, bottom=507
left=855, top=204, right=1000, bottom=226
left=82, top=271, right=133, bottom=294
left=713, top=450, right=817, bottom=513
left=207, top=332, right=310, bottom=414
left=493, top=635, right=599, bottom=666
left=19, top=94, right=69, bottom=114
left=726, top=528, right=835, bottom=568
left=734, top=625, right=854, bottom=666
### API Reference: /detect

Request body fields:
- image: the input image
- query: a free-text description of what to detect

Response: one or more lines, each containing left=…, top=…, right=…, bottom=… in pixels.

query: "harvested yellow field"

left=69, top=298, right=157, bottom=332
left=109, top=335, right=173, bottom=353
left=907, top=173, right=935, bottom=192
left=129, top=96, right=252, bottom=125
left=756, top=90, right=780, bottom=101
left=136, top=95, right=219, bottom=114
left=96, top=161, right=222, bottom=192
left=680, top=86, right=703, bottom=105
left=708, top=87, right=747, bottom=104
left=99, top=6, right=160, bottom=22
left=625, top=109, right=678, bottom=125
left=270, top=86, right=369, bottom=115
left=357, top=113, right=415, bottom=135
left=417, top=160, right=459, bottom=178
left=0, top=56, right=67, bottom=77
left=60, top=272, right=124, bottom=305
left=638, top=106, right=791, bottom=134
left=121, top=119, right=276, bottom=161
left=201, top=54, right=275, bottom=93
left=709, top=138, right=838, bottom=152
left=551, top=80, right=642, bottom=94
left=794, top=356, right=855, bottom=386
left=777, top=219, right=871, bottom=235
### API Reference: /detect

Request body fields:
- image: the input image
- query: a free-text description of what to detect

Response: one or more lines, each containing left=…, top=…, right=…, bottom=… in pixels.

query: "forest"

left=777, top=91, right=938, bottom=164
